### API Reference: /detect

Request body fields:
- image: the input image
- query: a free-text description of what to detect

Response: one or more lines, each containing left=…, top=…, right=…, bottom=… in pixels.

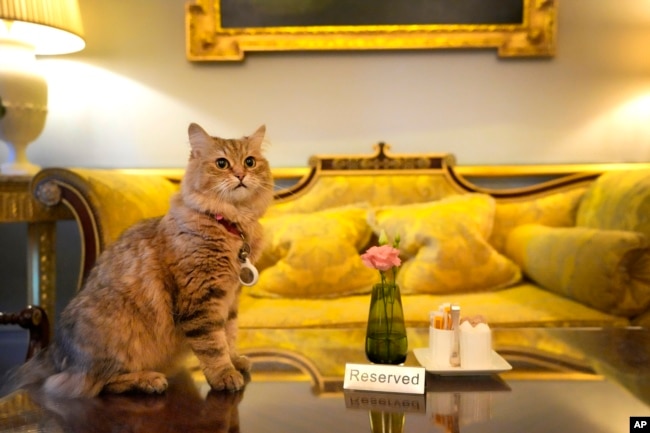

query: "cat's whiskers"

left=208, top=180, right=234, bottom=198
left=248, top=177, right=272, bottom=191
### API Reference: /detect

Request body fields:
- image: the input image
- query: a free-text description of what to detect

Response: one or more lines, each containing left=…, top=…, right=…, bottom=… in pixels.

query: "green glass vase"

left=365, top=281, right=408, bottom=365
left=369, top=411, right=405, bottom=433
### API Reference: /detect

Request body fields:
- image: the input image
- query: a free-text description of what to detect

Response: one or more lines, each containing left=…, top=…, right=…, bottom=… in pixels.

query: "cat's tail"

left=1, top=348, right=105, bottom=398
left=41, top=371, right=107, bottom=398
left=1, top=348, right=56, bottom=395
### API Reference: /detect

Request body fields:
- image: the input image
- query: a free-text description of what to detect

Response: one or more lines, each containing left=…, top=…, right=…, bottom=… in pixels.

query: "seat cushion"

left=238, top=283, right=628, bottom=329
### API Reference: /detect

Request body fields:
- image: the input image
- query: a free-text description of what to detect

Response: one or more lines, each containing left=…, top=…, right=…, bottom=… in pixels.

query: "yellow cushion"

left=577, top=169, right=650, bottom=239
left=506, top=224, right=650, bottom=316
left=70, top=169, right=179, bottom=246
left=489, top=188, right=586, bottom=254
left=370, top=194, right=521, bottom=294
left=238, top=282, right=628, bottom=329
left=266, top=174, right=464, bottom=217
left=251, top=206, right=377, bottom=298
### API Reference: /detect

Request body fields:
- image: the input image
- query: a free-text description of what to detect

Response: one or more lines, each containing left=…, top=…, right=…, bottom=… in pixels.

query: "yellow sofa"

left=31, top=145, right=650, bottom=385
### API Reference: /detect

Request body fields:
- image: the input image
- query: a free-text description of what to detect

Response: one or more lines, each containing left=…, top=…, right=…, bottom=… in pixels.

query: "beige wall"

left=2, top=0, right=650, bottom=169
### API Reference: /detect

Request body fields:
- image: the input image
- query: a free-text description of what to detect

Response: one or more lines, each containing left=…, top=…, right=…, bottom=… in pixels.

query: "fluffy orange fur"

left=10, top=123, right=273, bottom=397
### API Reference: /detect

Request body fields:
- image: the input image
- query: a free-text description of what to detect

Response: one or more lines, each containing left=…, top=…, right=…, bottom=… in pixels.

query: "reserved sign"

left=343, top=363, right=426, bottom=394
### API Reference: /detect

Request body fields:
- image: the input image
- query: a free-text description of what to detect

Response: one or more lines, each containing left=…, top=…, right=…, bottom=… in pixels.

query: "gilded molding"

left=311, top=142, right=454, bottom=174
left=186, top=0, right=557, bottom=61
left=0, top=176, right=72, bottom=326
left=0, top=190, right=35, bottom=221
left=34, top=181, right=63, bottom=207
left=0, top=177, right=71, bottom=222
left=27, top=223, right=57, bottom=322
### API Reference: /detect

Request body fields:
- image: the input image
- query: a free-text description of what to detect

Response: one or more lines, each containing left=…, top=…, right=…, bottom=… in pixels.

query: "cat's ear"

left=247, top=125, right=266, bottom=151
left=188, top=123, right=212, bottom=159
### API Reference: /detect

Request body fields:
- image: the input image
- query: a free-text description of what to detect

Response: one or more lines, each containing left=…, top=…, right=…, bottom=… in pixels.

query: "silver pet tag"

left=238, top=241, right=259, bottom=286
left=239, top=258, right=259, bottom=286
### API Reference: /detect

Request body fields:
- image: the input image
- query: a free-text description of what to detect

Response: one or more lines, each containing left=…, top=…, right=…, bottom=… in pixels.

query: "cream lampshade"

left=0, top=0, right=85, bottom=175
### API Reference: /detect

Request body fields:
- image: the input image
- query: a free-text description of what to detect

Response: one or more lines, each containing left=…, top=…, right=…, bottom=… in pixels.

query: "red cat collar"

left=212, top=213, right=259, bottom=286
left=213, top=214, right=243, bottom=237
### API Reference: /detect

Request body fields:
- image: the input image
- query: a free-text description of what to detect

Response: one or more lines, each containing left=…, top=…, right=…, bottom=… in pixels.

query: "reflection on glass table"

left=1, top=327, right=649, bottom=432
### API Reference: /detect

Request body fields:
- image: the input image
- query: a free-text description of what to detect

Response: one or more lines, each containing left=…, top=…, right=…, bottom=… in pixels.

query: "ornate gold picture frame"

left=186, top=0, right=556, bottom=61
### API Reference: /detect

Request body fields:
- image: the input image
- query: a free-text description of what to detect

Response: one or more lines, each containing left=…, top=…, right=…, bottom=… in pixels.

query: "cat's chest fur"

left=161, top=205, right=260, bottom=292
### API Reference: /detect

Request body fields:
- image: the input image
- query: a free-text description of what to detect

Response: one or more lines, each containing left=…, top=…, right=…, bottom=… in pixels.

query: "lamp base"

left=0, top=160, right=40, bottom=175
left=0, top=38, right=48, bottom=177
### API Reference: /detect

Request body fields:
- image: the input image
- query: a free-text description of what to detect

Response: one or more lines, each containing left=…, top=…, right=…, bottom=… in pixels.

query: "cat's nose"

left=232, top=168, right=245, bottom=180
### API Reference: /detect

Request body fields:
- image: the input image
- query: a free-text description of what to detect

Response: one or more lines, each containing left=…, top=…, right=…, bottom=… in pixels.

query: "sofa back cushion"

left=267, top=174, right=465, bottom=216
left=490, top=188, right=586, bottom=254
left=370, top=194, right=521, bottom=294
left=577, top=169, right=650, bottom=238
left=252, top=205, right=377, bottom=298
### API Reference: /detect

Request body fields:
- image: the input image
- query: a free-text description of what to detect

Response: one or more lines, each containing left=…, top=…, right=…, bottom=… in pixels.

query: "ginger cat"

left=10, top=123, right=273, bottom=397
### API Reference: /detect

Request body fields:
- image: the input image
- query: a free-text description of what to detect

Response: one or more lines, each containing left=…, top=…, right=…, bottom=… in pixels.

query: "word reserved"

left=343, top=363, right=426, bottom=394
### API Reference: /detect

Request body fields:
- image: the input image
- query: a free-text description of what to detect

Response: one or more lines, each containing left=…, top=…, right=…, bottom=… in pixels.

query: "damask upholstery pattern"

left=370, top=194, right=521, bottom=294
left=507, top=224, right=650, bottom=316
left=253, top=205, right=377, bottom=298
left=489, top=187, right=586, bottom=253
left=68, top=169, right=179, bottom=247
left=267, top=174, right=465, bottom=216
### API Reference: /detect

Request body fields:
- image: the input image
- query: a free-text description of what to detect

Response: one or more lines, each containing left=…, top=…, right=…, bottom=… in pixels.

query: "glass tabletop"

left=1, top=326, right=648, bottom=432
left=241, top=326, right=650, bottom=396
left=1, top=371, right=647, bottom=433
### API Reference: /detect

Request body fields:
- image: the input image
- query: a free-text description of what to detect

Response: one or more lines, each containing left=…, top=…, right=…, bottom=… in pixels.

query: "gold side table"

left=0, top=175, right=73, bottom=326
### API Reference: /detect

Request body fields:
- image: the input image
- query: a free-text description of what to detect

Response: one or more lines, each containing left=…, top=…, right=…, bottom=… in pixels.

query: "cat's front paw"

left=103, top=371, right=168, bottom=395
left=232, top=354, right=251, bottom=373
left=140, top=373, right=169, bottom=394
left=204, top=366, right=245, bottom=391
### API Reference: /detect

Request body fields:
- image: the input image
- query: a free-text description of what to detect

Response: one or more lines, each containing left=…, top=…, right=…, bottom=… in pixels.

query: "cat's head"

left=181, top=123, right=273, bottom=220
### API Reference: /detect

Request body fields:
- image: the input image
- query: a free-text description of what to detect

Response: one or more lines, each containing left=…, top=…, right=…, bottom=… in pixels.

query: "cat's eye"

left=216, top=158, right=230, bottom=169
left=244, top=156, right=256, bottom=168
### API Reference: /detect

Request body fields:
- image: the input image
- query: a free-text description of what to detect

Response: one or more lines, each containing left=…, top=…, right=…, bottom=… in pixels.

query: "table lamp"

left=0, top=0, right=85, bottom=175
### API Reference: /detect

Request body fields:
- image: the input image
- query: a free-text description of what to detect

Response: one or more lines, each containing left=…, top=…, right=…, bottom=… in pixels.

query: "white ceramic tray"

left=413, top=348, right=512, bottom=375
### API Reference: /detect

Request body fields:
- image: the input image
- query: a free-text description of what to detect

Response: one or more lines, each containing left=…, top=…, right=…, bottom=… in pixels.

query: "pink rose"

left=361, top=245, right=401, bottom=271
